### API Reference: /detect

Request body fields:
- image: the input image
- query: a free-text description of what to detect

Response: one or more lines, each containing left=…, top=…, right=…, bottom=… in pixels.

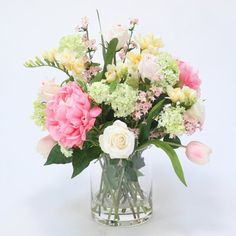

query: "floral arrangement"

left=25, top=13, right=211, bottom=225
left=25, top=14, right=211, bottom=185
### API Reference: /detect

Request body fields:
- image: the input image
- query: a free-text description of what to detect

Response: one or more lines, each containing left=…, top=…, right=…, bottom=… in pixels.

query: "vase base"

left=91, top=209, right=152, bottom=227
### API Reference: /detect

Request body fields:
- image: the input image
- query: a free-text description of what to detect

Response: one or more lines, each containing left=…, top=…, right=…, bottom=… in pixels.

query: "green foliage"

left=72, top=146, right=102, bottom=178
left=163, top=135, right=182, bottom=149
left=138, top=140, right=187, bottom=186
left=125, top=160, right=138, bottom=182
left=44, top=144, right=72, bottom=165
left=92, top=38, right=118, bottom=82
left=24, top=56, right=70, bottom=77
left=106, top=164, right=119, bottom=189
left=139, top=99, right=168, bottom=144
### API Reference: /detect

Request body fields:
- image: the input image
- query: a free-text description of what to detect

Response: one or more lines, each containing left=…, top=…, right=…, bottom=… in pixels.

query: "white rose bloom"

left=105, top=25, right=129, bottom=50
left=99, top=120, right=135, bottom=159
left=185, top=100, right=205, bottom=126
left=138, top=54, right=160, bottom=81
left=39, top=79, right=59, bottom=102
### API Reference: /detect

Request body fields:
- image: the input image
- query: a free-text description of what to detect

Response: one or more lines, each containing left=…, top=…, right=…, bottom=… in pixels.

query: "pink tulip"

left=36, top=135, right=56, bottom=159
left=186, top=141, right=212, bottom=165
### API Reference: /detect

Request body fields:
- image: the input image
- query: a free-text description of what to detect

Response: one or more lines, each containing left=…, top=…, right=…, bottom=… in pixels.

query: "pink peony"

left=45, top=82, right=101, bottom=148
left=178, top=60, right=201, bottom=91
left=36, top=135, right=56, bottom=159
left=186, top=141, right=212, bottom=165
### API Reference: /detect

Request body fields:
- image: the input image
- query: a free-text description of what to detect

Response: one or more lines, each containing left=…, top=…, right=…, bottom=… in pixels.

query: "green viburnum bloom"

left=158, top=105, right=185, bottom=136
left=58, top=34, right=86, bottom=58
left=155, top=52, right=179, bottom=89
left=109, top=83, right=138, bottom=117
left=60, top=145, right=73, bottom=158
left=32, top=100, right=46, bottom=128
left=88, top=82, right=110, bottom=104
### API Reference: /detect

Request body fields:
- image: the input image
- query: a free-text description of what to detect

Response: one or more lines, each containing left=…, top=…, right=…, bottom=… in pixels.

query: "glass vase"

left=90, top=148, right=152, bottom=226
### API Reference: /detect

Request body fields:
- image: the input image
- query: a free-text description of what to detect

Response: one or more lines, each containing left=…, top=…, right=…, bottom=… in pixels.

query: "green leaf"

left=139, top=99, right=167, bottom=144
left=91, top=72, right=103, bottom=82
left=71, top=146, right=101, bottom=178
left=109, top=80, right=118, bottom=92
left=132, top=151, right=145, bottom=169
left=125, top=161, right=138, bottom=182
left=104, top=38, right=118, bottom=66
left=44, top=144, right=72, bottom=165
left=138, top=140, right=187, bottom=186
left=163, top=135, right=182, bottom=149
left=96, top=9, right=106, bottom=60
left=91, top=38, right=118, bottom=83
left=105, top=165, right=119, bottom=190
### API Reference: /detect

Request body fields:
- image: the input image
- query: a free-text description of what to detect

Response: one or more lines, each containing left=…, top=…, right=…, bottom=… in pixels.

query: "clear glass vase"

left=90, top=148, right=152, bottom=226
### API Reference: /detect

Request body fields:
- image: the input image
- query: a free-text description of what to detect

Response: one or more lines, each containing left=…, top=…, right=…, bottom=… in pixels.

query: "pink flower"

left=36, top=135, right=56, bottom=159
left=184, top=100, right=205, bottom=134
left=39, top=80, right=59, bottom=102
left=178, top=60, right=201, bottom=90
left=130, top=18, right=139, bottom=25
left=186, top=141, right=212, bottom=165
left=46, top=82, right=101, bottom=148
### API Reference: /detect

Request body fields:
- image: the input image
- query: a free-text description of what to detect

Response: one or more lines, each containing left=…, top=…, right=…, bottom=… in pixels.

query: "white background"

left=1, top=0, right=236, bottom=235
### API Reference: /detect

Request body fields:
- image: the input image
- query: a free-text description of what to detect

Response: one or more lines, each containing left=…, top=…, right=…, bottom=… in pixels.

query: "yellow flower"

left=127, top=52, right=142, bottom=65
left=135, top=34, right=164, bottom=54
left=167, top=87, right=185, bottom=103
left=105, top=63, right=128, bottom=83
left=42, top=49, right=57, bottom=62
left=105, top=64, right=117, bottom=83
left=55, top=50, right=84, bottom=77
left=167, top=86, right=197, bottom=106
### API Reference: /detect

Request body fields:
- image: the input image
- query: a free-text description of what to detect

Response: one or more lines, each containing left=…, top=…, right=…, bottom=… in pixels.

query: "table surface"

left=1, top=0, right=236, bottom=235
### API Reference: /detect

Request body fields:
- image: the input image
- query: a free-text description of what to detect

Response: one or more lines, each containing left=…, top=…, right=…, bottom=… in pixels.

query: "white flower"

left=38, top=79, right=59, bottom=102
left=138, top=54, right=161, bottom=81
left=185, top=100, right=205, bottom=126
left=105, top=25, right=129, bottom=49
left=99, top=120, right=135, bottom=159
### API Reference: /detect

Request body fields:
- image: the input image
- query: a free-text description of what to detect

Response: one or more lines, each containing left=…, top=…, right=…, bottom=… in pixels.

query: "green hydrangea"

left=109, top=84, right=137, bottom=117
left=158, top=105, right=185, bottom=136
left=88, top=82, right=110, bottom=104
left=32, top=100, right=46, bottom=128
left=155, top=52, right=179, bottom=89
left=60, top=145, right=73, bottom=158
left=58, top=34, right=86, bottom=58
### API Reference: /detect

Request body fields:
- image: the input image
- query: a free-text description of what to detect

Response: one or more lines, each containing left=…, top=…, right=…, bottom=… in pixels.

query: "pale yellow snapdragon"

left=167, top=86, right=197, bottom=107
left=135, top=34, right=164, bottom=54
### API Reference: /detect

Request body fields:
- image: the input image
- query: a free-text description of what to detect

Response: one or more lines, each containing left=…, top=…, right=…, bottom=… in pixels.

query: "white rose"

left=138, top=54, right=160, bottom=81
left=105, top=25, right=129, bottom=50
left=99, top=120, right=135, bottom=159
left=185, top=100, right=205, bottom=126
left=36, top=135, right=56, bottom=159
left=39, top=79, right=59, bottom=102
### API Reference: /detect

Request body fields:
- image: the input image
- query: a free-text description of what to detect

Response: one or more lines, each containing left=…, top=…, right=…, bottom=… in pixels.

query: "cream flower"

left=39, top=79, right=59, bottom=102
left=99, top=120, right=135, bottom=159
left=135, top=33, right=164, bottom=54
left=138, top=54, right=160, bottom=81
left=105, top=25, right=129, bottom=49
left=167, top=86, right=197, bottom=107
left=185, top=100, right=205, bottom=126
